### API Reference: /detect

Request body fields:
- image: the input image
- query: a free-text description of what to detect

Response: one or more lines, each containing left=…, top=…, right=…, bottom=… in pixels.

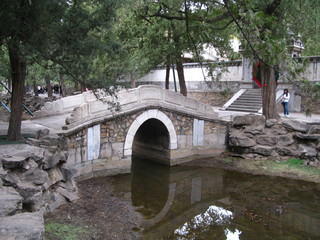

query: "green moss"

left=281, top=158, right=304, bottom=166
left=45, top=221, right=88, bottom=240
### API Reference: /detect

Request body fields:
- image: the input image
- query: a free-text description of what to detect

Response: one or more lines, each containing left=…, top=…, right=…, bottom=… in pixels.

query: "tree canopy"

left=0, top=0, right=122, bottom=140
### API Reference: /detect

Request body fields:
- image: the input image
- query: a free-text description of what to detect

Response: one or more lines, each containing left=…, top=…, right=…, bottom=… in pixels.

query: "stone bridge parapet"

left=63, top=85, right=218, bottom=131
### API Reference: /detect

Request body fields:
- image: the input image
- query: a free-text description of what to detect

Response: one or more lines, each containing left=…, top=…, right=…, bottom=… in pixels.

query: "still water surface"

left=110, top=157, right=320, bottom=240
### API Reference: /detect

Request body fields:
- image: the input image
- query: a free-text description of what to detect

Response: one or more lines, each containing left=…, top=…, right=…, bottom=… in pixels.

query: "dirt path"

left=45, top=177, right=143, bottom=240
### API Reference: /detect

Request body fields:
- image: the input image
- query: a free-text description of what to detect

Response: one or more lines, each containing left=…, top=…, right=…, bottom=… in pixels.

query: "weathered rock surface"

left=0, top=212, right=44, bottom=240
left=232, top=114, right=266, bottom=128
left=0, top=141, right=77, bottom=240
left=281, top=120, right=310, bottom=133
left=0, top=187, right=23, bottom=217
left=229, top=115, right=320, bottom=166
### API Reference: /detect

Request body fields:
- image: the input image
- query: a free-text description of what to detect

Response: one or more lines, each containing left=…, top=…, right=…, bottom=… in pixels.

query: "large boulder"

left=296, top=144, right=318, bottom=159
left=281, top=120, right=310, bottom=133
left=256, top=135, right=277, bottom=146
left=229, top=129, right=255, bottom=147
left=1, top=156, right=27, bottom=170
left=232, top=114, right=266, bottom=128
left=244, top=125, right=265, bottom=135
left=277, top=135, right=295, bottom=146
left=275, top=147, right=296, bottom=156
left=0, top=187, right=23, bottom=217
left=0, top=212, right=44, bottom=240
left=293, top=133, right=320, bottom=141
left=308, top=125, right=320, bottom=134
left=250, top=145, right=274, bottom=156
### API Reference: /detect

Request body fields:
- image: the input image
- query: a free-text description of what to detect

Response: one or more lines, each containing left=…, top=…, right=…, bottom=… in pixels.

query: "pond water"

left=109, top=156, right=320, bottom=240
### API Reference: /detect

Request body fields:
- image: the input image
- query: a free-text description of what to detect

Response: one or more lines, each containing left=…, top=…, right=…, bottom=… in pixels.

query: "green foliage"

left=0, top=0, right=123, bottom=89
left=220, top=88, right=232, bottom=98
left=45, top=221, right=88, bottom=240
left=282, top=158, right=304, bottom=166
left=299, top=79, right=320, bottom=115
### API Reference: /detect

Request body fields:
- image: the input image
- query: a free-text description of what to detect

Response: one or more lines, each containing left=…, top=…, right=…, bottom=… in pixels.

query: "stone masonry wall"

left=228, top=115, right=320, bottom=167
left=0, top=129, right=78, bottom=240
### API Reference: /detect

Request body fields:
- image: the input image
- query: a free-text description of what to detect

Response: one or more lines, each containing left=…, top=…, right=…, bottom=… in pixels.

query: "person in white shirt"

left=281, top=89, right=290, bottom=116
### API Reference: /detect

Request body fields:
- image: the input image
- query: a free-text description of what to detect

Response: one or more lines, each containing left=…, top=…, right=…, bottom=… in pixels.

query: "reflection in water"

left=131, top=156, right=170, bottom=218
left=112, top=156, right=320, bottom=239
left=174, top=205, right=241, bottom=240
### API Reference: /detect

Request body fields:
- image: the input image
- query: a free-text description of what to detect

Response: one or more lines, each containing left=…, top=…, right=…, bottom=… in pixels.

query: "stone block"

left=165, top=91, right=183, bottom=105
left=47, top=192, right=67, bottom=212
left=111, top=142, right=124, bottom=156
left=47, top=168, right=64, bottom=186
left=62, top=94, right=84, bottom=109
left=118, top=90, right=138, bottom=105
left=184, top=98, right=198, bottom=110
left=233, top=114, right=266, bottom=127
left=296, top=144, right=317, bottom=159
left=265, top=119, right=277, bottom=128
left=282, top=120, right=309, bottom=133
left=1, top=156, right=26, bottom=170
left=140, top=86, right=162, bottom=100
left=275, top=147, right=295, bottom=156
left=256, top=135, right=277, bottom=146
left=293, top=133, right=320, bottom=141
left=56, top=187, right=79, bottom=202
left=177, top=135, right=188, bottom=148
left=35, top=128, right=50, bottom=140
left=0, top=212, right=44, bottom=240
left=308, top=125, right=320, bottom=134
left=136, top=111, right=149, bottom=125
left=43, top=153, right=62, bottom=170
left=277, top=135, right=294, bottom=146
left=244, top=125, right=265, bottom=135
left=20, top=168, right=48, bottom=186
left=250, top=145, right=274, bottom=156
left=0, top=187, right=23, bottom=217
left=74, top=164, right=93, bottom=180
left=100, top=143, right=112, bottom=158
left=204, top=133, right=217, bottom=145
left=89, top=100, right=108, bottom=114
left=147, top=109, right=159, bottom=119
left=60, top=166, right=77, bottom=182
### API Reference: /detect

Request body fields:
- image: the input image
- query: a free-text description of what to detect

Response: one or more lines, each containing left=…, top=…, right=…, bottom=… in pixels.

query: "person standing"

left=281, top=89, right=290, bottom=116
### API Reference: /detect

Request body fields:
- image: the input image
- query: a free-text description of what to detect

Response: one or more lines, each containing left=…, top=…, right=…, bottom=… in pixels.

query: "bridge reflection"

left=130, top=156, right=320, bottom=239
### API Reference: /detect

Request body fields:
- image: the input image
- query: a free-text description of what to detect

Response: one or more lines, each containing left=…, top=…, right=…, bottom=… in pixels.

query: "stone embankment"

left=0, top=93, right=58, bottom=114
left=0, top=129, right=76, bottom=240
left=229, top=115, right=320, bottom=166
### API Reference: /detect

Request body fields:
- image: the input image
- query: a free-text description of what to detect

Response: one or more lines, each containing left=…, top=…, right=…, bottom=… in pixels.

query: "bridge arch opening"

left=124, top=109, right=178, bottom=165
left=133, top=118, right=170, bottom=162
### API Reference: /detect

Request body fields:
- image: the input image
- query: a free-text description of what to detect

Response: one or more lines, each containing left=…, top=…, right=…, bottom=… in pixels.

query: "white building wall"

left=136, top=58, right=320, bottom=92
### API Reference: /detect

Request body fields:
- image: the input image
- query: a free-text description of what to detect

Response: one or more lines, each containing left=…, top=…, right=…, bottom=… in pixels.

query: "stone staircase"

left=225, top=89, right=262, bottom=113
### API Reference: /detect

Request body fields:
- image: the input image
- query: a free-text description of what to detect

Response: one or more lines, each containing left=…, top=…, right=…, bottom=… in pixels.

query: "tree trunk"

left=261, top=63, right=278, bottom=119
left=45, top=75, right=53, bottom=97
left=33, top=81, right=38, bottom=96
left=129, top=72, right=136, bottom=88
left=176, top=60, right=187, bottom=96
left=171, top=23, right=187, bottom=96
left=59, top=73, right=66, bottom=97
left=8, top=78, right=12, bottom=90
left=7, top=40, right=27, bottom=141
left=165, top=62, right=170, bottom=90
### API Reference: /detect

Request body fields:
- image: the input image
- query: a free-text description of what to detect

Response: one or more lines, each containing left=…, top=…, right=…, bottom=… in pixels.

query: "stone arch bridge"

left=57, top=85, right=228, bottom=179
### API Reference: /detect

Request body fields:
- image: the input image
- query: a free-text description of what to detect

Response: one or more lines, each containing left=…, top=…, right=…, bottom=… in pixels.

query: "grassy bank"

left=219, top=157, right=320, bottom=183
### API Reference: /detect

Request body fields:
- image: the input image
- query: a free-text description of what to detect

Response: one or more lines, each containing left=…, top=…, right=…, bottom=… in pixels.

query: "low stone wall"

left=0, top=130, right=77, bottom=240
left=228, top=115, right=320, bottom=166
left=38, top=91, right=95, bottom=116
